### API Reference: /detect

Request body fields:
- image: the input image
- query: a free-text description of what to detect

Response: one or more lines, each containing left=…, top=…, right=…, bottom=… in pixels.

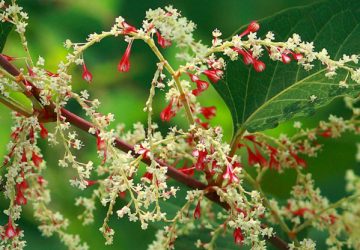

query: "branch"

left=0, top=55, right=289, bottom=250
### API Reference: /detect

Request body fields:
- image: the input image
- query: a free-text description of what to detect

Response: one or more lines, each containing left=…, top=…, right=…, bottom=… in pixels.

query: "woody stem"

left=0, top=53, right=289, bottom=250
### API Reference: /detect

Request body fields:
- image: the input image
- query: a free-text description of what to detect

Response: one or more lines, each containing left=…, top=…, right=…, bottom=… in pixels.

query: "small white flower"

left=309, top=95, right=317, bottom=102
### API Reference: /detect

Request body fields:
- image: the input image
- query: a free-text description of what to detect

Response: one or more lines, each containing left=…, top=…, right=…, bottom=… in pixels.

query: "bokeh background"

left=1, top=0, right=359, bottom=249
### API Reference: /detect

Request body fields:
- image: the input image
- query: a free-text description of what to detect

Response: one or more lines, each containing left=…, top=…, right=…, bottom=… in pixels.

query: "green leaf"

left=213, top=0, right=360, bottom=134
left=0, top=21, right=13, bottom=52
left=0, top=92, right=33, bottom=115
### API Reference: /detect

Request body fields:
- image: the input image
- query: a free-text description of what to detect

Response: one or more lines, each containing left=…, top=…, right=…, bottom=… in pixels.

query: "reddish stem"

left=0, top=55, right=288, bottom=250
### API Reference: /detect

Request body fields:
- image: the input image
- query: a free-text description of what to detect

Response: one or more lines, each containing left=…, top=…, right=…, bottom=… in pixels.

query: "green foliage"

left=213, top=0, right=360, bottom=134
left=0, top=21, right=34, bottom=115
left=0, top=21, right=12, bottom=52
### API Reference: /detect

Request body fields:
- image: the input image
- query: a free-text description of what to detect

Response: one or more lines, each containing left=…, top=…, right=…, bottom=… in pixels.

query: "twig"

left=0, top=55, right=289, bottom=250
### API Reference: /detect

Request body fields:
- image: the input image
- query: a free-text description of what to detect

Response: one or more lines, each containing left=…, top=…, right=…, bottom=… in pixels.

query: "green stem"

left=229, top=127, right=246, bottom=156
left=144, top=37, right=195, bottom=125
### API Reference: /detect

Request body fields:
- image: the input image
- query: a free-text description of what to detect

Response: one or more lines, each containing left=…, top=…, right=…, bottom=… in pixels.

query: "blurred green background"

left=1, top=0, right=359, bottom=249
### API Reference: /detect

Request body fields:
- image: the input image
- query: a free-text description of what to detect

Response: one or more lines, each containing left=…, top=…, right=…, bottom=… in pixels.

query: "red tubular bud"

left=118, top=40, right=133, bottom=72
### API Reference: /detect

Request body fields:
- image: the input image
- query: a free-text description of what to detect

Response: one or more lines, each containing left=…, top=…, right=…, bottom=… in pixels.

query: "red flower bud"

left=32, top=151, right=43, bottom=168
left=118, top=40, right=133, bottom=73
left=319, top=128, right=332, bottom=138
left=193, top=149, right=208, bottom=170
left=233, top=48, right=255, bottom=65
left=281, top=54, right=291, bottom=64
left=15, top=189, right=27, bottom=206
left=82, top=63, right=93, bottom=83
left=200, top=106, right=216, bottom=119
left=247, top=21, right=260, bottom=33
left=21, top=148, right=27, bottom=163
left=85, top=180, right=98, bottom=187
left=193, top=200, right=201, bottom=219
left=160, top=99, right=176, bottom=122
left=4, top=219, right=19, bottom=239
left=142, top=172, right=153, bottom=182
left=37, top=176, right=45, bottom=185
left=188, top=73, right=209, bottom=96
left=202, top=69, right=222, bottom=83
left=239, top=21, right=260, bottom=37
left=121, top=21, right=137, bottom=34
left=156, top=31, right=172, bottom=48
left=253, top=60, right=266, bottom=72
left=290, top=151, right=306, bottom=168
left=222, top=163, right=239, bottom=184
left=39, top=123, right=48, bottom=139
left=138, top=144, right=150, bottom=158
left=291, top=53, right=303, bottom=61
left=195, top=118, right=209, bottom=129
left=233, top=228, right=244, bottom=245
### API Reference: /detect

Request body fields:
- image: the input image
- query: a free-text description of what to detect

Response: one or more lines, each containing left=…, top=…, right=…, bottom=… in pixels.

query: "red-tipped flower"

left=21, top=148, right=27, bottom=163
left=200, top=106, right=216, bottom=119
left=319, top=128, right=332, bottom=138
left=193, top=149, right=208, bottom=170
left=138, top=144, right=150, bottom=159
left=246, top=146, right=266, bottom=167
left=32, top=151, right=43, bottom=168
left=82, top=63, right=93, bottom=83
left=194, top=200, right=201, bottom=219
left=121, top=21, right=137, bottom=34
left=281, top=54, right=291, bottom=64
left=253, top=60, right=266, bottom=72
left=202, top=69, right=223, bottom=83
left=222, top=163, right=239, bottom=184
left=85, top=180, right=98, bottom=187
left=233, top=228, right=244, bottom=245
left=160, top=99, right=176, bottom=122
left=195, top=118, right=209, bottom=129
left=233, top=48, right=254, bottom=65
left=118, top=40, right=133, bottom=73
left=156, top=31, right=172, bottom=48
left=39, top=123, right=48, bottom=139
left=195, top=80, right=209, bottom=92
left=15, top=189, right=27, bottom=206
left=239, top=21, right=260, bottom=37
left=188, top=73, right=209, bottom=96
left=290, top=151, right=306, bottom=168
left=291, top=52, right=303, bottom=61
left=142, top=172, right=153, bottom=182
left=4, top=218, right=19, bottom=239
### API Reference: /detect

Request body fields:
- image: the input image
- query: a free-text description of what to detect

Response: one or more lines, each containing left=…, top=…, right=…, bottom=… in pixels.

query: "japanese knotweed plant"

left=0, top=0, right=360, bottom=249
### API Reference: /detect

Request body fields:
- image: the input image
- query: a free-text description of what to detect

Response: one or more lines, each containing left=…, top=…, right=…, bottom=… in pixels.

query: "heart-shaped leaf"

left=213, top=0, right=360, bottom=134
